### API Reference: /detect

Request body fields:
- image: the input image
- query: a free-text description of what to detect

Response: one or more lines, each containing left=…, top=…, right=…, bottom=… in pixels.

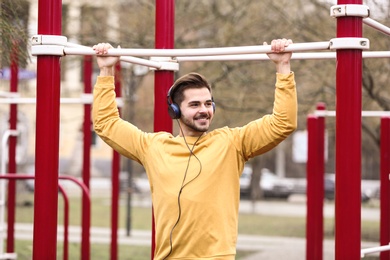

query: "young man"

left=92, top=39, right=297, bottom=259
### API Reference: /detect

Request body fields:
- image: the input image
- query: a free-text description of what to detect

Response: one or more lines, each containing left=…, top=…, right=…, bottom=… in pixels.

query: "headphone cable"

left=162, top=120, right=203, bottom=260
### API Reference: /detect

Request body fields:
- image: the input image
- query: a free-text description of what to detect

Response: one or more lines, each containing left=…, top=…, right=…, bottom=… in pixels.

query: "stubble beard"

left=181, top=116, right=210, bottom=134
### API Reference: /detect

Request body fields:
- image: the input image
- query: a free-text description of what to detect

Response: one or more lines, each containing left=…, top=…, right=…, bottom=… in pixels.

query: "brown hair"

left=169, top=72, right=212, bottom=106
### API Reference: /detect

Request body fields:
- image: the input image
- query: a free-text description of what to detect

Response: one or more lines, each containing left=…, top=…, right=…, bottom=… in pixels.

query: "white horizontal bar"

left=120, top=56, right=162, bottom=69
left=65, top=42, right=91, bottom=49
left=0, top=96, right=124, bottom=107
left=363, top=51, right=390, bottom=58
left=0, top=94, right=92, bottom=104
left=0, top=98, right=89, bottom=104
left=0, top=91, right=20, bottom=98
left=361, top=244, right=390, bottom=257
left=314, top=110, right=390, bottom=117
left=0, top=253, right=17, bottom=260
left=63, top=47, right=173, bottom=69
left=177, top=53, right=335, bottom=61
left=364, top=18, right=390, bottom=36
left=176, top=51, right=390, bottom=62
left=63, top=41, right=331, bottom=57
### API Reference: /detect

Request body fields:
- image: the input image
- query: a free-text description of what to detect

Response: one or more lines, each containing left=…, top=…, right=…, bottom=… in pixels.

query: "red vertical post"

left=110, top=62, right=122, bottom=260
left=32, top=0, right=62, bottom=259
left=306, top=103, right=325, bottom=260
left=81, top=56, right=92, bottom=260
left=380, top=117, right=390, bottom=260
left=6, top=43, right=18, bottom=253
left=58, top=185, right=69, bottom=260
left=153, top=1, right=175, bottom=258
left=154, top=0, right=175, bottom=132
left=335, top=0, right=363, bottom=259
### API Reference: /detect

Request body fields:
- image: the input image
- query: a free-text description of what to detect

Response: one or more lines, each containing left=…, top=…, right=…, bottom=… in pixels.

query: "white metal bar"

left=0, top=253, right=17, bottom=259
left=0, top=97, right=91, bottom=104
left=363, top=51, right=390, bottom=58
left=364, top=18, right=390, bottom=36
left=176, top=53, right=335, bottom=61
left=0, top=91, right=20, bottom=98
left=176, top=51, right=390, bottom=62
left=361, top=244, right=390, bottom=257
left=64, top=42, right=91, bottom=49
left=0, top=96, right=123, bottom=106
left=62, top=41, right=331, bottom=57
left=63, top=45, right=165, bottom=69
left=314, top=110, right=390, bottom=117
left=119, top=56, right=162, bottom=69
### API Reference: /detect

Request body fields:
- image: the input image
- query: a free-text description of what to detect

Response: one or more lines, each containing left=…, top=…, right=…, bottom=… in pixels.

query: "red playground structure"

left=1, top=0, right=390, bottom=259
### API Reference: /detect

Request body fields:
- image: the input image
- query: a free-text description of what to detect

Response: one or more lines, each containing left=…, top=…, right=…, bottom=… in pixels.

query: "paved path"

left=12, top=223, right=379, bottom=260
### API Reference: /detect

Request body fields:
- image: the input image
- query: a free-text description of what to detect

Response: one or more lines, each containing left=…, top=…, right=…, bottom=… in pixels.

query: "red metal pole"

left=33, top=0, right=62, bottom=258
left=153, top=1, right=175, bottom=258
left=306, top=103, right=325, bottom=260
left=81, top=55, right=92, bottom=260
left=58, top=184, right=69, bottom=260
left=154, top=0, right=175, bottom=132
left=6, top=43, right=18, bottom=253
left=335, top=0, right=363, bottom=259
left=380, top=117, right=390, bottom=260
left=110, top=62, right=122, bottom=260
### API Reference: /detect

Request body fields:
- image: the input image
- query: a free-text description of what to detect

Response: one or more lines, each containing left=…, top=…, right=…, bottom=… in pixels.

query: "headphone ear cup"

left=212, top=102, right=216, bottom=113
left=168, top=103, right=181, bottom=119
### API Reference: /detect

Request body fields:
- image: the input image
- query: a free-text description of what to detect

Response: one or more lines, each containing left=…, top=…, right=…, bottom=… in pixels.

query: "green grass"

left=11, top=239, right=151, bottom=260
left=13, top=240, right=256, bottom=259
left=10, top=192, right=381, bottom=259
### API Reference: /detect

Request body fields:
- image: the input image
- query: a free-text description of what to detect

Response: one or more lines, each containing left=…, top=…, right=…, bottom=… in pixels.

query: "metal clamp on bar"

left=31, top=35, right=68, bottom=46
left=330, top=38, right=369, bottom=50
left=149, top=57, right=179, bottom=71
left=31, top=45, right=65, bottom=56
left=330, top=4, right=370, bottom=18
left=31, top=35, right=67, bottom=56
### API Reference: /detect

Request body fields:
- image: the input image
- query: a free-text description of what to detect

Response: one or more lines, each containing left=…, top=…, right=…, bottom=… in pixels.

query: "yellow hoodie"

left=92, top=73, right=297, bottom=259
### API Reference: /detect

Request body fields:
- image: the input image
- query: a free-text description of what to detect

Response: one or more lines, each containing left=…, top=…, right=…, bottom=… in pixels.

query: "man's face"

left=178, top=87, right=214, bottom=137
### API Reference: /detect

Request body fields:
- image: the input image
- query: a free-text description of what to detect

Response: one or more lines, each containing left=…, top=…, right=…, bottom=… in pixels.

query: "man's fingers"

left=93, top=43, right=113, bottom=55
left=270, top=38, right=293, bottom=52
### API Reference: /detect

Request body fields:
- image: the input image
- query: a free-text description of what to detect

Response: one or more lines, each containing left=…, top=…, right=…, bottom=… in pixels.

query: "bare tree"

left=0, top=0, right=30, bottom=70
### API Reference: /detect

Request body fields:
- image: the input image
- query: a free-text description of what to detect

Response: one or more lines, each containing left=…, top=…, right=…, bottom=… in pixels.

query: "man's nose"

left=199, top=104, right=208, bottom=112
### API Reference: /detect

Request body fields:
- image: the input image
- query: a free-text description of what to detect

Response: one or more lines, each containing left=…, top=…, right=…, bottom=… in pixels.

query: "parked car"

left=239, top=167, right=295, bottom=199
left=324, top=173, right=370, bottom=202
left=324, top=174, right=335, bottom=200
left=260, top=169, right=294, bottom=199
left=239, top=166, right=252, bottom=197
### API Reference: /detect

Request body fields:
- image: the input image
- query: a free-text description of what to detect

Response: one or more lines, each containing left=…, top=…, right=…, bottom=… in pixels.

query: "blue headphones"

left=167, top=84, right=215, bottom=119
